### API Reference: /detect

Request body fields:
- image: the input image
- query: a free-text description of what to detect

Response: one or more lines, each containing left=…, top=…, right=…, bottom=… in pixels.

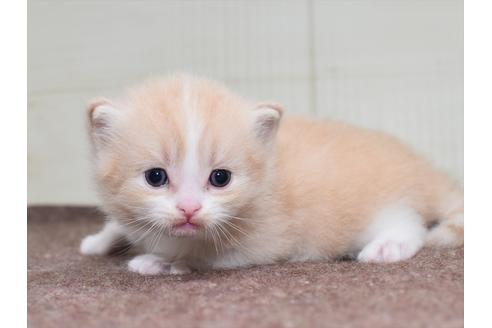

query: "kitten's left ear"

left=251, top=102, right=283, bottom=142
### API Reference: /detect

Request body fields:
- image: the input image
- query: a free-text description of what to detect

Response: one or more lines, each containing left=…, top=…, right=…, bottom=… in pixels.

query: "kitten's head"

left=88, top=75, right=282, bottom=239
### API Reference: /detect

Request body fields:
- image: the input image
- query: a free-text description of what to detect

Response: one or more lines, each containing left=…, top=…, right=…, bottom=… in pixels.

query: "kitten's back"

left=273, top=117, right=462, bottom=252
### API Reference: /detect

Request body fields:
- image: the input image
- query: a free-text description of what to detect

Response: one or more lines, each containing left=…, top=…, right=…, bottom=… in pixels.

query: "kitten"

left=80, top=74, right=463, bottom=275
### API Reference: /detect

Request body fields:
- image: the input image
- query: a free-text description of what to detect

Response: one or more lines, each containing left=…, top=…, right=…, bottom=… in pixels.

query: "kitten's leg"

left=128, top=254, right=191, bottom=275
left=356, top=204, right=426, bottom=263
left=426, top=187, right=464, bottom=247
left=80, top=220, right=125, bottom=256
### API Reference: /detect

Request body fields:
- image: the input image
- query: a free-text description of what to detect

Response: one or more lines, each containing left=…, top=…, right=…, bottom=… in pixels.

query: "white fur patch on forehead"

left=181, top=77, right=205, bottom=183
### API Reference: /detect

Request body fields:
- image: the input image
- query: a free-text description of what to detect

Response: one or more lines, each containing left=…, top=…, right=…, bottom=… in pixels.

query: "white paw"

left=128, top=254, right=171, bottom=275
left=80, top=234, right=111, bottom=256
left=170, top=262, right=192, bottom=275
left=357, top=239, right=422, bottom=263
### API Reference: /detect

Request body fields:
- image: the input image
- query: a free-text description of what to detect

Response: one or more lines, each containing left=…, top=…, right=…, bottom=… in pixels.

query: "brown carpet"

left=27, top=206, right=464, bottom=328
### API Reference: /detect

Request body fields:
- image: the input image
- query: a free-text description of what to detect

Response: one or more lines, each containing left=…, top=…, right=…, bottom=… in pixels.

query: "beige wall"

left=28, top=0, right=463, bottom=205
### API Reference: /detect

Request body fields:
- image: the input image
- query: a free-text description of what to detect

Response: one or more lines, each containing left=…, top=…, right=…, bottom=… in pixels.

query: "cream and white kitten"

left=80, top=75, right=463, bottom=275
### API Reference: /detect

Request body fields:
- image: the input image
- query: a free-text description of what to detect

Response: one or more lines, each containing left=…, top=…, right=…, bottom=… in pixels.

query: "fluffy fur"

left=80, top=74, right=463, bottom=275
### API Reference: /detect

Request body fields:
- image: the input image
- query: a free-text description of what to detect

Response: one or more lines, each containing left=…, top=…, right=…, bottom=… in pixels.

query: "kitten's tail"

left=426, top=185, right=464, bottom=247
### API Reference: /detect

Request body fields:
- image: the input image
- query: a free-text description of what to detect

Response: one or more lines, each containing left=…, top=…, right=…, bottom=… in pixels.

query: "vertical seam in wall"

left=307, top=0, right=317, bottom=116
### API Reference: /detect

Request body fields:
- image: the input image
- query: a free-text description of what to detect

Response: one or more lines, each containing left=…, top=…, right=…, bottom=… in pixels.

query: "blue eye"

left=145, top=168, right=168, bottom=187
left=209, top=169, right=231, bottom=187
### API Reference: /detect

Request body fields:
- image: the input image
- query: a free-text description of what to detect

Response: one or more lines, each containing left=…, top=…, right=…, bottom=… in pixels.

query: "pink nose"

left=176, top=200, right=202, bottom=219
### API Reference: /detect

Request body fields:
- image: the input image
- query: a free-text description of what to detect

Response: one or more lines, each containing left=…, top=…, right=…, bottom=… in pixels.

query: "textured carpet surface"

left=28, top=207, right=464, bottom=328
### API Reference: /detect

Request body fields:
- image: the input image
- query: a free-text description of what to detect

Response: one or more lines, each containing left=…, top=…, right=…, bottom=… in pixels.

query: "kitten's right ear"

left=87, top=98, right=121, bottom=150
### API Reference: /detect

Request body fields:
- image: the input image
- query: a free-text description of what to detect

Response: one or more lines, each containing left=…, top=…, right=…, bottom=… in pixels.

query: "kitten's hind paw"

left=355, top=204, right=426, bottom=263
left=357, top=239, right=422, bottom=263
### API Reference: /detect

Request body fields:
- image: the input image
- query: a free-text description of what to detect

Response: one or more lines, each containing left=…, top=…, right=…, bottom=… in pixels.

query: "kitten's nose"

left=176, top=200, right=202, bottom=220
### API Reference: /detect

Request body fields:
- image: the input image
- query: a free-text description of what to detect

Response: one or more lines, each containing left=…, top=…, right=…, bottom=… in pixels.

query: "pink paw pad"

left=357, top=240, right=418, bottom=263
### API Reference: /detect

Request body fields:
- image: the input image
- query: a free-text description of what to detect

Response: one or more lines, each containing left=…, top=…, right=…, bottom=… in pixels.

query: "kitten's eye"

left=209, top=169, right=231, bottom=188
left=145, top=168, right=168, bottom=187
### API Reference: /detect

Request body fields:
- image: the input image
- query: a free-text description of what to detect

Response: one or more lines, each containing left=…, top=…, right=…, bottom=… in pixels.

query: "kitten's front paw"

left=128, top=254, right=171, bottom=275
left=128, top=255, right=192, bottom=275
left=80, top=234, right=111, bottom=256
left=170, top=262, right=192, bottom=275
left=357, top=239, right=422, bottom=263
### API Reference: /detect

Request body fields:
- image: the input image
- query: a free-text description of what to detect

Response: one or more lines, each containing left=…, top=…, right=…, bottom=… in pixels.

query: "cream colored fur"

left=80, top=74, right=464, bottom=275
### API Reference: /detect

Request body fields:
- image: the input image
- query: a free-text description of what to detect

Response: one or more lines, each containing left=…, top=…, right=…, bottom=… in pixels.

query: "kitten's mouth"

left=171, top=221, right=202, bottom=237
